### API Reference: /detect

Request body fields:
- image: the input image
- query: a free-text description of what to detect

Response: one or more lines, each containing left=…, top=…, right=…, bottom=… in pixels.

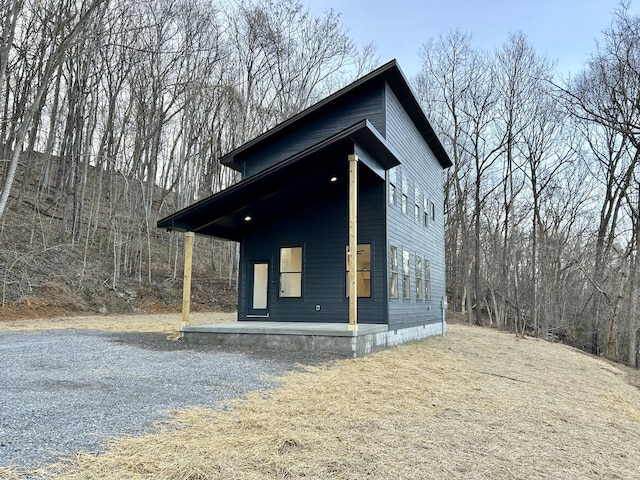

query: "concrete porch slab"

left=182, top=322, right=388, bottom=336
left=181, top=321, right=445, bottom=358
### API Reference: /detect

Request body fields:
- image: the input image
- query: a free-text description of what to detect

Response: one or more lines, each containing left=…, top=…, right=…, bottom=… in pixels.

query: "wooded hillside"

left=0, top=0, right=373, bottom=317
left=1, top=0, right=640, bottom=366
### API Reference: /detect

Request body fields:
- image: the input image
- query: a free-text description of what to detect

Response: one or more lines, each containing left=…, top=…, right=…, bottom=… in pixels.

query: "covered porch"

left=157, top=120, right=400, bottom=332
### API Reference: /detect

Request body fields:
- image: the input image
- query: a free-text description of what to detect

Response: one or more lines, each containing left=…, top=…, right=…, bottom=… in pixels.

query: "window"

left=346, top=244, right=371, bottom=298
left=389, top=245, right=398, bottom=298
left=425, top=259, right=431, bottom=301
left=279, top=247, right=302, bottom=297
left=402, top=250, right=410, bottom=300
left=423, top=196, right=429, bottom=227
left=431, top=201, right=436, bottom=220
left=416, top=255, right=423, bottom=300
left=414, top=187, right=421, bottom=223
left=401, top=175, right=408, bottom=215
left=389, top=167, right=397, bottom=206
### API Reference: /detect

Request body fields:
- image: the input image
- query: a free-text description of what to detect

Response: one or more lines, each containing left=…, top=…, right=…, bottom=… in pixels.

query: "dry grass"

left=0, top=311, right=235, bottom=334
left=3, top=323, right=640, bottom=479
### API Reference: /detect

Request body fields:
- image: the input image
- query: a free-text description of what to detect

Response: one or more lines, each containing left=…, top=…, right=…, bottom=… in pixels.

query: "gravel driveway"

left=0, top=328, right=338, bottom=470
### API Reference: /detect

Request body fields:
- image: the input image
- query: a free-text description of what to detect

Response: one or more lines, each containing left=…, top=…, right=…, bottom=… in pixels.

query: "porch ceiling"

left=157, top=120, right=399, bottom=242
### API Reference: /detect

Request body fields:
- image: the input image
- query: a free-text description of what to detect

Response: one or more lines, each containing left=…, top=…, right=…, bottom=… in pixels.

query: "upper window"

left=389, top=168, right=398, bottom=206
left=423, top=196, right=429, bottom=227
left=279, top=247, right=302, bottom=297
left=401, top=176, right=408, bottom=215
left=389, top=245, right=398, bottom=298
left=414, top=187, right=421, bottom=223
left=346, top=244, right=371, bottom=298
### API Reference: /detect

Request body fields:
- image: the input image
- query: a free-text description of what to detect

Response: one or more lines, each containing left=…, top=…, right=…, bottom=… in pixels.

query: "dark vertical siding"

left=238, top=174, right=386, bottom=323
left=384, top=84, right=446, bottom=330
left=241, top=82, right=386, bottom=178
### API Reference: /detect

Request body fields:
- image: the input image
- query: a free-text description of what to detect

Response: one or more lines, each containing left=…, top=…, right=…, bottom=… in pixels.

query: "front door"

left=248, top=261, right=269, bottom=316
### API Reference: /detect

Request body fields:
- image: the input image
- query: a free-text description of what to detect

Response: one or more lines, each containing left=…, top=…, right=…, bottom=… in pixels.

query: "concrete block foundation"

left=181, top=321, right=445, bottom=358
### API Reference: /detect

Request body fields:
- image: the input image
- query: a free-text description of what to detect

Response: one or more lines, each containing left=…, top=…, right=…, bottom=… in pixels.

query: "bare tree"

left=417, top=31, right=480, bottom=322
left=493, top=32, right=557, bottom=333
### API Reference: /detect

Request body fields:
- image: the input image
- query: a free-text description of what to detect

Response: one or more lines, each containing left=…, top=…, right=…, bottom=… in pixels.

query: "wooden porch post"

left=182, top=231, right=195, bottom=327
left=348, top=153, right=358, bottom=331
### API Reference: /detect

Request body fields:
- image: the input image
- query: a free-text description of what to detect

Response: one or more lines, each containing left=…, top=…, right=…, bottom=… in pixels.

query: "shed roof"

left=157, top=120, right=398, bottom=241
left=221, top=59, right=452, bottom=171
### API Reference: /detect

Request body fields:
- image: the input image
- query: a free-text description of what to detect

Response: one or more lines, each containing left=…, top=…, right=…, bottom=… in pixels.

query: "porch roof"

left=157, top=120, right=400, bottom=242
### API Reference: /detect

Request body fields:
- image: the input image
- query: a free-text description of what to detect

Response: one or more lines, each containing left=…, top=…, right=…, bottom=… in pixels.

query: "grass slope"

left=3, top=321, right=640, bottom=479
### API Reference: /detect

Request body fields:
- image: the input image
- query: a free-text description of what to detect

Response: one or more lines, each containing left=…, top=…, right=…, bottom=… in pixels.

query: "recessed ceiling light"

left=330, top=176, right=338, bottom=182
left=244, top=216, right=252, bottom=221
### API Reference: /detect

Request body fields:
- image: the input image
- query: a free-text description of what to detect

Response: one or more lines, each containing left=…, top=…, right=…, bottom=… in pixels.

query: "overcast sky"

left=305, top=0, right=639, bottom=78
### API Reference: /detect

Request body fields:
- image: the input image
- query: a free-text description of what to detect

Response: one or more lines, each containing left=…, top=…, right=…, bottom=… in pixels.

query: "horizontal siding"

left=384, top=84, right=447, bottom=330
left=235, top=80, right=447, bottom=331
left=242, top=82, right=385, bottom=178
left=238, top=180, right=386, bottom=324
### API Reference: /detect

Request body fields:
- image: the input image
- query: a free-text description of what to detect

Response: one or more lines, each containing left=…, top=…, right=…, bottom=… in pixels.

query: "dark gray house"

left=158, top=60, right=451, bottom=355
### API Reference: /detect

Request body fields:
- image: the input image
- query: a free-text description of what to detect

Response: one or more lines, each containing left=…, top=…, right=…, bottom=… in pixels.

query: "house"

left=157, top=60, right=452, bottom=357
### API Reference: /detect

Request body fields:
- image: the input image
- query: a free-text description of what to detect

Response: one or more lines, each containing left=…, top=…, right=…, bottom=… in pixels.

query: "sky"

left=305, top=0, right=640, bottom=79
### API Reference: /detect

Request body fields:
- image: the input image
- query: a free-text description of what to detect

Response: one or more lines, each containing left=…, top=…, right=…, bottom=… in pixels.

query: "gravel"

left=0, top=328, right=339, bottom=470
